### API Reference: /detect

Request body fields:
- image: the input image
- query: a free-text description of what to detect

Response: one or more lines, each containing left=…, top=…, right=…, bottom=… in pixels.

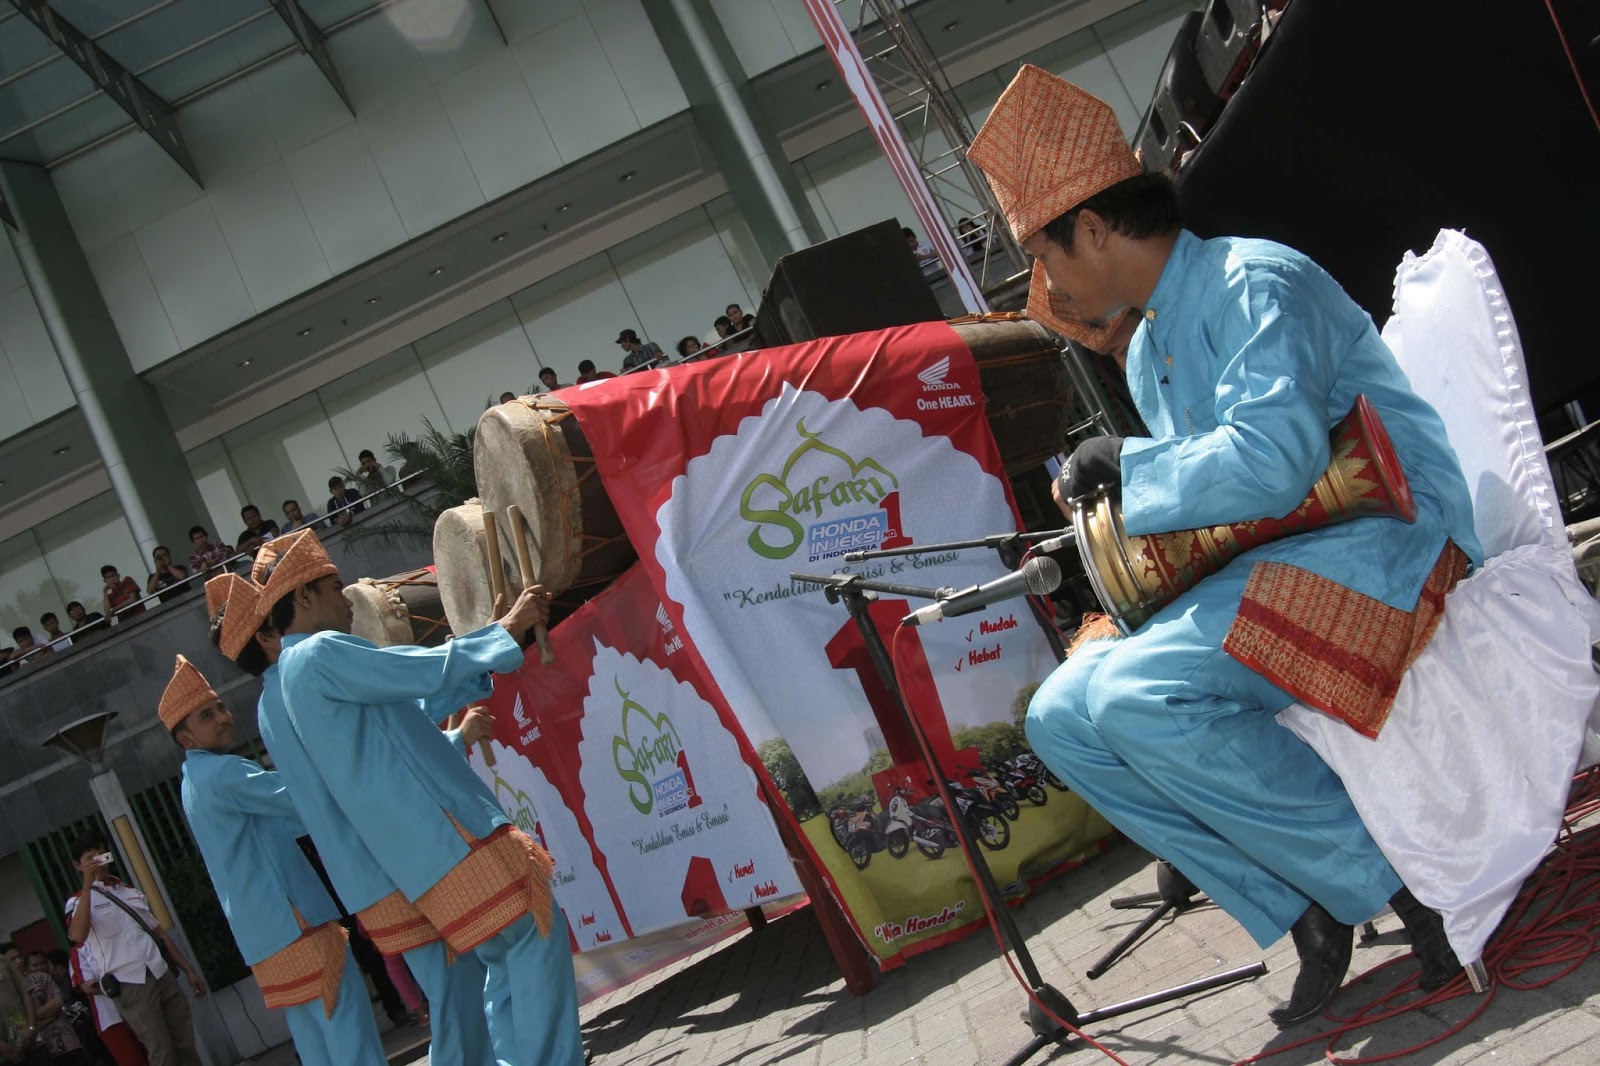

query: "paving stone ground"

left=575, top=839, right=1600, bottom=1066
left=250, top=833, right=1600, bottom=1065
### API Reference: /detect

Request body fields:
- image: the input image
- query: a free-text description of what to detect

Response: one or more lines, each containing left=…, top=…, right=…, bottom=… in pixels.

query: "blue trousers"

left=479, top=911, right=583, bottom=1066
left=1026, top=559, right=1401, bottom=946
left=403, top=940, right=496, bottom=1066
left=281, top=948, right=386, bottom=1066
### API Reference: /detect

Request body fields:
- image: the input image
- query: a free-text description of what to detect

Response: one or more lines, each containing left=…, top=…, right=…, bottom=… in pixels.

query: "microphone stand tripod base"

left=1088, top=860, right=1207, bottom=979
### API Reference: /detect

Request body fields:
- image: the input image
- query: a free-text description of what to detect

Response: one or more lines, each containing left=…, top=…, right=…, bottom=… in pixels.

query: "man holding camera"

left=64, top=835, right=203, bottom=1066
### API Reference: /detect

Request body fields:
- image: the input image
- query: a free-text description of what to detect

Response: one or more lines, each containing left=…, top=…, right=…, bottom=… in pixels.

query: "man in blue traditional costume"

left=163, top=646, right=385, bottom=1066
left=205, top=567, right=498, bottom=1066
left=253, top=530, right=583, bottom=1065
left=968, top=66, right=1477, bottom=1024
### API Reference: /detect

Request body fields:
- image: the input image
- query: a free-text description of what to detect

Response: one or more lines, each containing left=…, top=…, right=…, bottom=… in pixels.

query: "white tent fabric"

left=1277, top=230, right=1600, bottom=966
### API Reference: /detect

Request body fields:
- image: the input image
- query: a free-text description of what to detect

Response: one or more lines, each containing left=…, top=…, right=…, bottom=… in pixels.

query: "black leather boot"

left=1388, top=886, right=1461, bottom=991
left=1269, top=902, right=1354, bottom=1027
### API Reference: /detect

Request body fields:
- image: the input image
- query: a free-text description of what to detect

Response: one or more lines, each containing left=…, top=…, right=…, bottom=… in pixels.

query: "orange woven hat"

left=967, top=65, right=1141, bottom=243
left=1027, top=267, right=1136, bottom=352
left=204, top=573, right=237, bottom=618
left=256, top=529, right=338, bottom=617
left=159, top=655, right=219, bottom=732
left=217, top=577, right=264, bottom=660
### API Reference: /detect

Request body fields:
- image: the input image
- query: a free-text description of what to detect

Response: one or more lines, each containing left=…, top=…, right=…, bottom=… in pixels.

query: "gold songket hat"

left=207, top=574, right=264, bottom=660
left=204, top=573, right=237, bottom=618
left=159, top=655, right=219, bottom=732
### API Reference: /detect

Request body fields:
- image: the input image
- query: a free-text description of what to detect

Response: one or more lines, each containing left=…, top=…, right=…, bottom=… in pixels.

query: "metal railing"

left=3, top=472, right=426, bottom=675
left=613, top=325, right=759, bottom=376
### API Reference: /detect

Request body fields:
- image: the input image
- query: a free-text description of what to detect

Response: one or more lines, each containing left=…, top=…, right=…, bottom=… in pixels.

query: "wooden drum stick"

left=464, top=506, right=521, bottom=768
left=481, top=508, right=509, bottom=620
left=504, top=504, right=555, bottom=665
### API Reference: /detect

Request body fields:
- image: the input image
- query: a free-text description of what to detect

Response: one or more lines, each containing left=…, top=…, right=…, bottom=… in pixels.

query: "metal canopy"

left=3, top=0, right=201, bottom=184
left=0, top=1, right=392, bottom=171
left=267, top=0, right=354, bottom=116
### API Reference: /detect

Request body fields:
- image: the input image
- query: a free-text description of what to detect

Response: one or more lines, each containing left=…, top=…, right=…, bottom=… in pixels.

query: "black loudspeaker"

left=1133, top=11, right=1221, bottom=174
left=754, top=219, right=944, bottom=348
left=1176, top=0, right=1600, bottom=418
left=1193, top=0, right=1261, bottom=96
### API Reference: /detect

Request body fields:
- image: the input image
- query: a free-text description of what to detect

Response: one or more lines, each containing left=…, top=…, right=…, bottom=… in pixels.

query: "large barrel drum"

left=433, top=499, right=516, bottom=637
left=474, top=397, right=637, bottom=602
left=345, top=568, right=449, bottom=647
left=469, top=318, right=1075, bottom=609
left=948, top=315, right=1075, bottom=475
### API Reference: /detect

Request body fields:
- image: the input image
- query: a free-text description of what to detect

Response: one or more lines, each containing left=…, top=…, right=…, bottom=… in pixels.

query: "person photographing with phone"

left=64, top=835, right=203, bottom=1066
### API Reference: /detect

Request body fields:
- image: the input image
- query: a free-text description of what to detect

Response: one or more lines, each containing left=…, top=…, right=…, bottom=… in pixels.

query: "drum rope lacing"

left=512, top=398, right=633, bottom=572
left=359, top=572, right=449, bottom=644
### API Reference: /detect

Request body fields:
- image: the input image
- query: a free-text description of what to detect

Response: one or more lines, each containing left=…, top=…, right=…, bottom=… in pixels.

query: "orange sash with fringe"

left=252, top=914, right=347, bottom=1018
left=414, top=816, right=555, bottom=955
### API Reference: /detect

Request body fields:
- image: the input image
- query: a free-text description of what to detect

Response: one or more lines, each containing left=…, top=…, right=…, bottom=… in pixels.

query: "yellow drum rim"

left=1073, top=491, right=1157, bottom=635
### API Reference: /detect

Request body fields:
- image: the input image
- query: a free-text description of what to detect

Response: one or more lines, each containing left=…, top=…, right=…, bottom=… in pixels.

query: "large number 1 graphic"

left=677, top=749, right=704, bottom=809
left=823, top=599, right=955, bottom=780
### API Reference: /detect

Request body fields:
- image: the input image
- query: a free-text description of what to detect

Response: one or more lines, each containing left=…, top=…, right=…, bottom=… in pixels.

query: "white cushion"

left=1279, top=230, right=1600, bottom=965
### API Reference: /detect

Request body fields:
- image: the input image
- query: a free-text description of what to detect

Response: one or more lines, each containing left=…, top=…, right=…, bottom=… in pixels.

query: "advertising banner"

left=473, top=563, right=804, bottom=1001
left=560, top=324, right=1114, bottom=966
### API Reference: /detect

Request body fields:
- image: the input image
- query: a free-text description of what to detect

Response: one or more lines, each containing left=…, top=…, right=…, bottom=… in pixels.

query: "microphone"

left=903, top=556, right=1062, bottom=626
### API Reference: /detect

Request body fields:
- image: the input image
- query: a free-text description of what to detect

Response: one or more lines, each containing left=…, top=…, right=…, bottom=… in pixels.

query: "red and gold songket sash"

left=252, top=913, right=349, bottom=1018
left=1224, top=540, right=1469, bottom=738
left=415, top=815, right=556, bottom=955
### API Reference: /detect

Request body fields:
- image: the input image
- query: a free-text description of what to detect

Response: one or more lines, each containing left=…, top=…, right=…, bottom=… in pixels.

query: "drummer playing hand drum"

left=967, top=66, right=1481, bottom=1025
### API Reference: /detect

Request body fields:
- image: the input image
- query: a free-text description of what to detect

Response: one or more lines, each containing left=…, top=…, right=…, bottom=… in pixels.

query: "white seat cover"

left=1277, top=230, right=1600, bottom=965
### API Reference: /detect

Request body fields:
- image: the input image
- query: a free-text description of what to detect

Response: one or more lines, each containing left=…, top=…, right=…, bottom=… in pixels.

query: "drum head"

left=474, top=399, right=586, bottom=593
left=434, top=501, right=515, bottom=637
left=344, top=579, right=416, bottom=647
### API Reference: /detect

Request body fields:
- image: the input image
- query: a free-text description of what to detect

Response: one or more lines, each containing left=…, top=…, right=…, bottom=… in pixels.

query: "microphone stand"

left=851, top=533, right=1223, bottom=979
left=790, top=567, right=1265, bottom=1065
left=845, top=528, right=1071, bottom=662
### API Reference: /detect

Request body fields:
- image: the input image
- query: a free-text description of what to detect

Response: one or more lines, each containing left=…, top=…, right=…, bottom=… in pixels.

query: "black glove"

left=1058, top=435, right=1124, bottom=503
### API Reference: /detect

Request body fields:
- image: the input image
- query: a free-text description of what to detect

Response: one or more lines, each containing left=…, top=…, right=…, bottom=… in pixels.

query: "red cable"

left=893, top=590, right=1600, bottom=1065
left=1232, top=767, right=1600, bottom=1065
left=1545, top=0, right=1600, bottom=136
left=889, top=623, right=1132, bottom=1066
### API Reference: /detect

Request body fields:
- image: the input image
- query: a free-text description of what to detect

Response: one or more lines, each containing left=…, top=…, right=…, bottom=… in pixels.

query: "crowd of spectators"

left=0, top=447, right=408, bottom=675
left=602, top=302, right=759, bottom=377
left=489, top=300, right=758, bottom=403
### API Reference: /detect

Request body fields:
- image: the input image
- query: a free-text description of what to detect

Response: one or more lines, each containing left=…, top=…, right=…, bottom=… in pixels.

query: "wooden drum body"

left=948, top=315, right=1076, bottom=475
left=474, top=397, right=636, bottom=601
left=1074, top=396, right=1416, bottom=633
left=345, top=568, right=450, bottom=647
left=433, top=499, right=517, bottom=637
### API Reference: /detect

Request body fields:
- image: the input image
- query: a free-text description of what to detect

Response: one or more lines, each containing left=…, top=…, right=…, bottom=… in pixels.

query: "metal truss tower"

left=832, top=0, right=1029, bottom=294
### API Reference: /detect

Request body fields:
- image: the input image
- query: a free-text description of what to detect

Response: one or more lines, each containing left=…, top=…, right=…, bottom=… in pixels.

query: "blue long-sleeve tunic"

left=180, top=752, right=342, bottom=966
left=1118, top=230, right=1481, bottom=610
left=276, top=624, right=525, bottom=901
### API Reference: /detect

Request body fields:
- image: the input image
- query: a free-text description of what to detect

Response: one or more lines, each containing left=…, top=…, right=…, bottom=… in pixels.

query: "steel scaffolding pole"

left=834, top=0, right=1028, bottom=293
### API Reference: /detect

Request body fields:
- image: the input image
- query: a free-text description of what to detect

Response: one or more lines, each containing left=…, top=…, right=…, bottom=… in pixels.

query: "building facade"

left=0, top=0, right=1190, bottom=947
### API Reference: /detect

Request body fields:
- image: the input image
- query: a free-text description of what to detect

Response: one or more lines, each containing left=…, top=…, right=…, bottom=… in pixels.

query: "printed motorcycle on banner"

left=473, top=563, right=802, bottom=997
left=562, top=323, right=1115, bottom=966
